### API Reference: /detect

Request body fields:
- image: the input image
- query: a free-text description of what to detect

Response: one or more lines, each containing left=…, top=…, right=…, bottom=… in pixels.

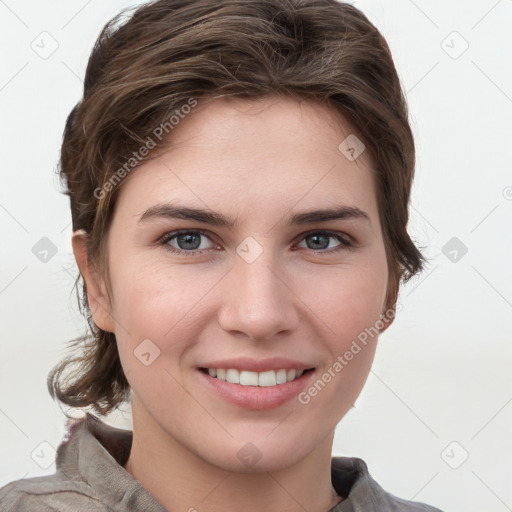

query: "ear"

left=379, top=305, right=395, bottom=334
left=72, top=230, right=115, bottom=333
left=379, top=277, right=399, bottom=334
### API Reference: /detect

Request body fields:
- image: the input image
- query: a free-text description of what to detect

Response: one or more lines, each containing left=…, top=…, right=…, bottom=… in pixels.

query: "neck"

left=123, top=403, right=342, bottom=512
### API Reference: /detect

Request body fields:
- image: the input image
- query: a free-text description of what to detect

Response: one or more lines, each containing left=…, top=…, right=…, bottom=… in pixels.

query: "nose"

left=217, top=242, right=299, bottom=342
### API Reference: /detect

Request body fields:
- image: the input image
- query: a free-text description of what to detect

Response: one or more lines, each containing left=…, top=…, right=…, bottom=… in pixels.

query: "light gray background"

left=1, top=1, right=511, bottom=511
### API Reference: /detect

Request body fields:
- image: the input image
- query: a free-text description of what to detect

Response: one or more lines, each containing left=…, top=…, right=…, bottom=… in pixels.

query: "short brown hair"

left=48, top=0, right=425, bottom=416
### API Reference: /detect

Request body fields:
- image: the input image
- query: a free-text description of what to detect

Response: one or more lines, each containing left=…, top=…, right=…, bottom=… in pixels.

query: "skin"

left=73, top=94, right=393, bottom=512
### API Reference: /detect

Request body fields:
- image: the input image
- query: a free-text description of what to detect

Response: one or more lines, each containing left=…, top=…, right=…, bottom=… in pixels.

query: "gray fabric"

left=0, top=414, right=444, bottom=511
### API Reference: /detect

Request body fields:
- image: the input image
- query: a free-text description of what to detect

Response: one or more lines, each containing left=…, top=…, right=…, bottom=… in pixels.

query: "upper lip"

left=199, top=357, right=315, bottom=372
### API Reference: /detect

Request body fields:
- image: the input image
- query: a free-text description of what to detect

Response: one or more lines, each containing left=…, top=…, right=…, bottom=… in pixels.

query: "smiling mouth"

left=199, top=367, right=314, bottom=387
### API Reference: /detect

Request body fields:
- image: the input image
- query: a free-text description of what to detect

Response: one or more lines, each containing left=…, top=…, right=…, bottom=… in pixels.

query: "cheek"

left=311, top=254, right=388, bottom=340
left=110, top=243, right=388, bottom=341
left=107, top=258, right=219, bottom=367
left=109, top=252, right=214, bottom=324
left=304, top=251, right=388, bottom=397
left=109, top=238, right=388, bottom=383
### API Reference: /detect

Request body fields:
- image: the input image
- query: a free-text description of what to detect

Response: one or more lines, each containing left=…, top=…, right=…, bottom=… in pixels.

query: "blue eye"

left=158, top=230, right=353, bottom=256
left=297, top=231, right=352, bottom=252
left=160, top=230, right=217, bottom=254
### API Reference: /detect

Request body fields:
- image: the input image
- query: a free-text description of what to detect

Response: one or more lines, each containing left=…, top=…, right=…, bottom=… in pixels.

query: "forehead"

left=115, top=95, right=378, bottom=224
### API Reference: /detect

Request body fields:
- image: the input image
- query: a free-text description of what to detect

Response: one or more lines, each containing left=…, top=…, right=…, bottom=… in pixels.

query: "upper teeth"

left=207, top=368, right=304, bottom=386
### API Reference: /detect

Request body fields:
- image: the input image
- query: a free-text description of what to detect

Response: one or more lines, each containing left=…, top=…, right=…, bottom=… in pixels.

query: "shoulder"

left=331, top=456, right=445, bottom=512
left=0, top=415, right=112, bottom=512
left=0, top=473, right=107, bottom=512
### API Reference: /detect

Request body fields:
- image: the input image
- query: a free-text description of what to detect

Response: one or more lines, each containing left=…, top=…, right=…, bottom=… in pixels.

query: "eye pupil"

left=178, top=233, right=201, bottom=250
left=307, top=234, right=329, bottom=250
left=163, top=230, right=348, bottom=255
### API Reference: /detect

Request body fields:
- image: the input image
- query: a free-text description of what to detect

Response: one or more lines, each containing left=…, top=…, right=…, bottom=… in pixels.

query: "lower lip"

left=198, top=369, right=314, bottom=410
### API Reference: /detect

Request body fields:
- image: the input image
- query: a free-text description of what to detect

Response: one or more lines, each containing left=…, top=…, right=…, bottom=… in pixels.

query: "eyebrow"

left=137, top=202, right=371, bottom=228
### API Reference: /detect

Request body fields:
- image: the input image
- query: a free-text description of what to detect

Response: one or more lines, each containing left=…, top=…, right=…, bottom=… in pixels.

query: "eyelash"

left=157, top=229, right=354, bottom=256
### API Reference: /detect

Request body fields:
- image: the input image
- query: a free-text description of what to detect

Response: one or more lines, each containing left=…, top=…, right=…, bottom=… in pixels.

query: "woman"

left=0, top=0, right=444, bottom=510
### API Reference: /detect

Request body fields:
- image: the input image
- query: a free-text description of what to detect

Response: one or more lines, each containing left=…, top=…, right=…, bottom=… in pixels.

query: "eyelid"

left=294, top=229, right=355, bottom=252
left=157, top=229, right=219, bottom=253
left=296, top=228, right=353, bottom=243
left=157, top=228, right=356, bottom=256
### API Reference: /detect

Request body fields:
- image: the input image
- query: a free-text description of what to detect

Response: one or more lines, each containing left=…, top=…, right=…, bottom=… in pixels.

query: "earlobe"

left=379, top=279, right=399, bottom=334
left=71, top=231, right=115, bottom=333
left=379, top=305, right=395, bottom=334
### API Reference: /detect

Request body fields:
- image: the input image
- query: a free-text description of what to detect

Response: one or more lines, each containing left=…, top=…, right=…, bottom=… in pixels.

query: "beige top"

left=0, top=413, right=443, bottom=511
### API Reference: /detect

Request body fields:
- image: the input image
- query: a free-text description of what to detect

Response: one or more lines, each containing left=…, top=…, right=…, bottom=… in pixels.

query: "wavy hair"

left=48, top=0, right=425, bottom=416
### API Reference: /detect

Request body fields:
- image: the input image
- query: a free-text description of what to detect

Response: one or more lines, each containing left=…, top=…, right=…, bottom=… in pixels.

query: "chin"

left=193, top=433, right=316, bottom=475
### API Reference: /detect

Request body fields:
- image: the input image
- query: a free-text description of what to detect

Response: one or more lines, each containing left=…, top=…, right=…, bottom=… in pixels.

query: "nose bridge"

left=218, top=236, right=298, bottom=340
left=238, top=249, right=280, bottom=304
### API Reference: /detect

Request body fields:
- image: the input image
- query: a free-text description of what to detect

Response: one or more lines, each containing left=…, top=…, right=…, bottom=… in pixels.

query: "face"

left=91, top=95, right=390, bottom=473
